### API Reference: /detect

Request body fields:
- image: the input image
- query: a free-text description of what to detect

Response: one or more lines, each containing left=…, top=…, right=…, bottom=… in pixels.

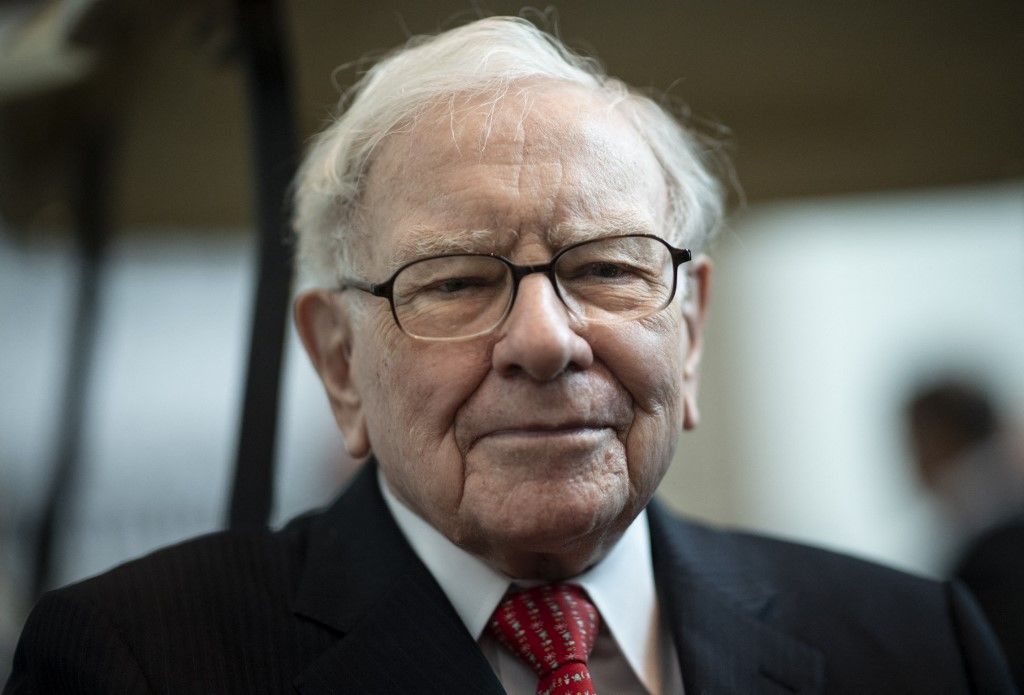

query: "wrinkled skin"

left=296, top=84, right=710, bottom=579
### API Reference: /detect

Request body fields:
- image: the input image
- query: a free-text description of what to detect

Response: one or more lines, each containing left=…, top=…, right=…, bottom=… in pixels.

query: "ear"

left=293, top=290, right=371, bottom=458
left=681, top=256, right=712, bottom=431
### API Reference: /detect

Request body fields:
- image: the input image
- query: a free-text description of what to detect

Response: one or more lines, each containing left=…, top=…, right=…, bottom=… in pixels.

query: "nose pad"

left=491, top=274, right=594, bottom=380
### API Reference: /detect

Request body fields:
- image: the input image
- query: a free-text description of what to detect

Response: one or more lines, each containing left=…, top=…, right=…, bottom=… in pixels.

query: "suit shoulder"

left=650, top=503, right=950, bottom=618
left=52, top=509, right=322, bottom=630
left=738, top=527, right=936, bottom=592
left=8, top=587, right=153, bottom=693
left=648, top=504, right=1021, bottom=691
left=9, top=511, right=336, bottom=693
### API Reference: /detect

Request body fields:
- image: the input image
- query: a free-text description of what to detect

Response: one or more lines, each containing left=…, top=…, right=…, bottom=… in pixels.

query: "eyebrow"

left=390, top=227, right=521, bottom=268
left=388, top=213, right=658, bottom=268
left=548, top=214, right=657, bottom=248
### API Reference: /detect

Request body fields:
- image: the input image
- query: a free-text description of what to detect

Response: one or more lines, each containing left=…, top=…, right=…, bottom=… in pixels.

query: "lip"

left=477, top=424, right=613, bottom=441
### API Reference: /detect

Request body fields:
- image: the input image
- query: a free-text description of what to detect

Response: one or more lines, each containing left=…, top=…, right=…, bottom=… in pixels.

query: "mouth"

left=475, top=423, right=615, bottom=443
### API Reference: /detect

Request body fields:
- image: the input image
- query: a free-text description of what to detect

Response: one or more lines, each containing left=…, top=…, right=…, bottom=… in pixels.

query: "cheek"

left=593, top=316, right=686, bottom=417
left=589, top=318, right=686, bottom=493
left=354, top=317, right=494, bottom=502
left=399, top=343, right=492, bottom=433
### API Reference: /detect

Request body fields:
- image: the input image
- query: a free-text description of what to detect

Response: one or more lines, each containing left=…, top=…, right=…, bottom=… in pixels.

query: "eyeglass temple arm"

left=672, top=248, right=693, bottom=266
left=337, top=279, right=390, bottom=298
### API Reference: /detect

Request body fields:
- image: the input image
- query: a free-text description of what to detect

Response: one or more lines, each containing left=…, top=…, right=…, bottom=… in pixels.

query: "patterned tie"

left=487, top=584, right=601, bottom=695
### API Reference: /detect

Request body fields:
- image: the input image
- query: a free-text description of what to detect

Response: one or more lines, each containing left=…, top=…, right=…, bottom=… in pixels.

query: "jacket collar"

left=291, top=460, right=504, bottom=694
left=648, top=500, right=825, bottom=694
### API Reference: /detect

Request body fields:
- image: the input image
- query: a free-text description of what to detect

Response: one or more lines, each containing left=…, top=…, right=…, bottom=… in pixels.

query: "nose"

left=491, top=274, right=594, bottom=380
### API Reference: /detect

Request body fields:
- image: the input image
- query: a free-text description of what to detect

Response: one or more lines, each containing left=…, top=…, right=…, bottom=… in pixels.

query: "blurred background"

left=2, top=0, right=1023, bottom=679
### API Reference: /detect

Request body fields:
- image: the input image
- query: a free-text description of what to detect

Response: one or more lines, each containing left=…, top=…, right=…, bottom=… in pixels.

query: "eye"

left=432, top=276, right=485, bottom=293
left=415, top=274, right=504, bottom=298
left=394, top=256, right=509, bottom=308
left=564, top=261, right=639, bottom=282
left=585, top=262, right=629, bottom=279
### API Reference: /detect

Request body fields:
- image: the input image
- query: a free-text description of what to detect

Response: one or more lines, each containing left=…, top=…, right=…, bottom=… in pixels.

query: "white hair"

left=293, top=16, right=725, bottom=285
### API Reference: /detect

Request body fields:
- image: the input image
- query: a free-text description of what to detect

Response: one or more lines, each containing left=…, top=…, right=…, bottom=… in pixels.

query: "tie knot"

left=487, top=584, right=600, bottom=695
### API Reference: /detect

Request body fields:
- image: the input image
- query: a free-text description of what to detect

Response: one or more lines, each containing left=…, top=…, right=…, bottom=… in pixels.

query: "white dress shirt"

left=379, top=471, right=684, bottom=694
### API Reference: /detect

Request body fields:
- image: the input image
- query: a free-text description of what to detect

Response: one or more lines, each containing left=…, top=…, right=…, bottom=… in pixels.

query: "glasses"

left=336, top=234, right=692, bottom=341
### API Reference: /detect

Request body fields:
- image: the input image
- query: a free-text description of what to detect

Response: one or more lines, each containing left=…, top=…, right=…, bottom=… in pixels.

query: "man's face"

left=298, top=84, right=708, bottom=578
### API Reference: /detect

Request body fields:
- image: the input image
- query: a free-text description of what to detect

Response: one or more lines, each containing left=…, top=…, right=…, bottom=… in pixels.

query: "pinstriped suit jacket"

left=5, top=461, right=1016, bottom=693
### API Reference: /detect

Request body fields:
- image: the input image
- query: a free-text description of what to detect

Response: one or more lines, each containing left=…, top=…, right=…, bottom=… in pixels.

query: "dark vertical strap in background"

left=228, top=0, right=299, bottom=530
left=31, top=123, right=111, bottom=598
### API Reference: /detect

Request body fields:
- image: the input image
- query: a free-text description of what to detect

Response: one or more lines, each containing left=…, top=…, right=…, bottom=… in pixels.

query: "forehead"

left=360, top=83, right=668, bottom=270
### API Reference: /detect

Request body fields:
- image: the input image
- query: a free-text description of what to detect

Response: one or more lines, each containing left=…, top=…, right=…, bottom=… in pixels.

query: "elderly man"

left=5, top=17, right=1015, bottom=695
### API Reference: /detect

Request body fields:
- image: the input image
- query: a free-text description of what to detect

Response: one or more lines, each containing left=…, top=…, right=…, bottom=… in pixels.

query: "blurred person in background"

left=5, top=16, right=1017, bottom=694
left=906, top=378, right=1024, bottom=687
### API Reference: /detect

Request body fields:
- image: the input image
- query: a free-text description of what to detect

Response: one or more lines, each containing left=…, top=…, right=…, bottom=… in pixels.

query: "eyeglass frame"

left=335, top=233, right=693, bottom=341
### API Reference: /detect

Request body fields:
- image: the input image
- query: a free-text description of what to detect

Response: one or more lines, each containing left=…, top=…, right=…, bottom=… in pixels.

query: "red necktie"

left=487, top=584, right=600, bottom=695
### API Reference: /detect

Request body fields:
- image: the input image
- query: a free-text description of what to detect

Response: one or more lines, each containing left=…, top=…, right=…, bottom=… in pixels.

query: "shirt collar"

left=378, top=469, right=661, bottom=692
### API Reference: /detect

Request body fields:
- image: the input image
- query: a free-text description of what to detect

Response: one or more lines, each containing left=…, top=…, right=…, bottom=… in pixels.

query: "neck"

left=479, top=526, right=630, bottom=581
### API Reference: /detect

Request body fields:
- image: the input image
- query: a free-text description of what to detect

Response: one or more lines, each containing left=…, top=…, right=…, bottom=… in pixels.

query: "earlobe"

left=680, top=256, right=712, bottom=431
left=293, top=291, right=371, bottom=458
left=683, top=393, right=700, bottom=430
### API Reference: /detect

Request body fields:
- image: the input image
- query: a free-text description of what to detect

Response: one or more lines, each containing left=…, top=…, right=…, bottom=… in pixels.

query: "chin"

left=473, top=489, right=634, bottom=570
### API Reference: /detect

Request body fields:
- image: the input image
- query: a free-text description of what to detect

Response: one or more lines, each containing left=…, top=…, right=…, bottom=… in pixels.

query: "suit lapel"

left=649, top=501, right=825, bottom=694
left=291, top=462, right=504, bottom=695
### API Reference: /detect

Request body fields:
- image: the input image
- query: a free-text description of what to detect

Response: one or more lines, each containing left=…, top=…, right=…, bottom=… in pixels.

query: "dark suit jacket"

left=5, top=461, right=1016, bottom=694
